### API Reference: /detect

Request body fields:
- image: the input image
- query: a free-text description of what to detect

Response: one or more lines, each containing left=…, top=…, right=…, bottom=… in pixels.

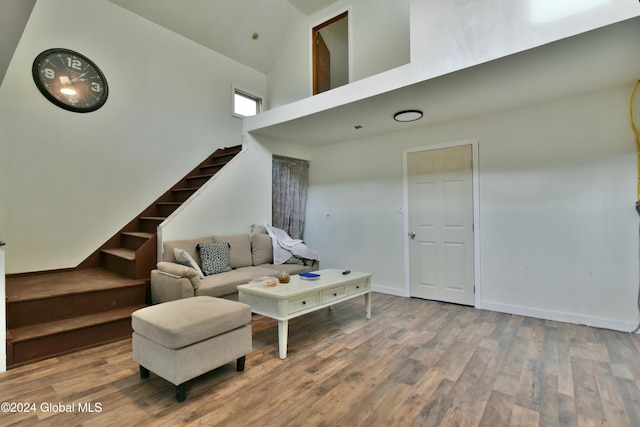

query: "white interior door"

left=407, top=144, right=475, bottom=306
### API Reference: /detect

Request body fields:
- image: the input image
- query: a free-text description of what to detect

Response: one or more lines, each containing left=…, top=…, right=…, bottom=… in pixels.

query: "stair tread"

left=157, top=201, right=182, bottom=206
left=6, top=268, right=146, bottom=303
left=205, top=160, right=227, bottom=165
left=187, top=173, right=214, bottom=179
left=171, top=187, right=199, bottom=192
left=121, top=231, right=154, bottom=239
left=139, top=216, right=166, bottom=221
left=102, top=247, right=136, bottom=260
left=211, top=147, right=242, bottom=158
left=9, top=305, right=146, bottom=342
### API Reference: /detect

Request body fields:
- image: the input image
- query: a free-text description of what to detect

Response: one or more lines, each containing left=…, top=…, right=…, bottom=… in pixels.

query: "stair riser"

left=8, top=319, right=133, bottom=369
left=122, top=234, right=149, bottom=251
left=186, top=176, right=212, bottom=187
left=200, top=165, right=223, bottom=175
left=7, top=285, right=146, bottom=329
left=156, top=204, right=181, bottom=217
left=102, top=253, right=136, bottom=278
left=170, top=190, right=196, bottom=203
left=139, top=219, right=163, bottom=234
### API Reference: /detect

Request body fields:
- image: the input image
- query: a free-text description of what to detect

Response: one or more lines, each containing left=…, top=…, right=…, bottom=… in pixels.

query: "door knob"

left=409, top=232, right=416, bottom=239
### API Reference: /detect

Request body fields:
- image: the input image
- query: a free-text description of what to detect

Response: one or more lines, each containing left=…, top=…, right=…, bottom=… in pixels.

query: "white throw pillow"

left=174, top=248, right=205, bottom=278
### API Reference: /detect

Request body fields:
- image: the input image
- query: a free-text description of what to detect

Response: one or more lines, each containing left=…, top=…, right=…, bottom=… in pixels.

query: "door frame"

left=309, top=7, right=352, bottom=96
left=402, top=138, right=481, bottom=306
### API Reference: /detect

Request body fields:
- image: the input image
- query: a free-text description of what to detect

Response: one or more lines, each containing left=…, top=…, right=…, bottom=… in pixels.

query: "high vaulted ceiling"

left=0, top=0, right=339, bottom=87
left=0, top=0, right=36, bottom=86
left=109, top=0, right=339, bottom=73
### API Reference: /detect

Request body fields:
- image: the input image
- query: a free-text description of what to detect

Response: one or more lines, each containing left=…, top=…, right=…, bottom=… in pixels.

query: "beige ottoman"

left=132, top=296, right=252, bottom=402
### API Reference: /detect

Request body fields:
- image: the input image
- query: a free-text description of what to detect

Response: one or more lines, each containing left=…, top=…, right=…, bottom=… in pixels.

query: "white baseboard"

left=478, top=300, right=639, bottom=334
left=371, top=284, right=409, bottom=297
left=370, top=283, right=639, bottom=334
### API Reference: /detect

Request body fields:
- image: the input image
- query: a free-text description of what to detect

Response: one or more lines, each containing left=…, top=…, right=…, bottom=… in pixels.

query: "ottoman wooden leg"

left=237, top=355, right=246, bottom=372
left=176, top=383, right=187, bottom=402
left=140, top=366, right=150, bottom=379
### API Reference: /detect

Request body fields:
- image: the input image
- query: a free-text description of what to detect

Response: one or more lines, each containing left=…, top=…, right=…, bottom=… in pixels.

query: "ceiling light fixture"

left=393, top=110, right=423, bottom=122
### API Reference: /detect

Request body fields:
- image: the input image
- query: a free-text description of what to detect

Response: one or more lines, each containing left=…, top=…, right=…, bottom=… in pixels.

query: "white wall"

left=409, top=0, right=640, bottom=80
left=267, top=0, right=410, bottom=108
left=159, top=138, right=272, bottom=244
left=305, top=84, right=639, bottom=331
left=0, top=0, right=267, bottom=274
left=477, top=89, right=637, bottom=330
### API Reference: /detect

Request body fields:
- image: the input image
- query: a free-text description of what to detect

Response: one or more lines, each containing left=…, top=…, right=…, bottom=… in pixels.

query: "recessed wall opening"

left=312, top=11, right=348, bottom=95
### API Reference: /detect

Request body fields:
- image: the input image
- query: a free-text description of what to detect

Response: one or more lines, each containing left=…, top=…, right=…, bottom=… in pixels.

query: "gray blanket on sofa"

left=264, top=224, right=319, bottom=264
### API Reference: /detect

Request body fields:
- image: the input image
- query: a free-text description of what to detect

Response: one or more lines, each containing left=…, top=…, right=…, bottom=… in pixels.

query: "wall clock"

left=32, top=48, right=108, bottom=113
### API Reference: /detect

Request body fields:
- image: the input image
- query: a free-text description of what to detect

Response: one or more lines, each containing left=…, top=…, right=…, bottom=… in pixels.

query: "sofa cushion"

left=163, top=237, right=213, bottom=264
left=259, top=263, right=312, bottom=275
left=251, top=233, right=273, bottom=266
left=174, top=248, right=205, bottom=278
left=131, top=296, right=251, bottom=349
left=213, top=234, right=252, bottom=268
left=197, top=242, right=232, bottom=275
left=195, top=266, right=280, bottom=298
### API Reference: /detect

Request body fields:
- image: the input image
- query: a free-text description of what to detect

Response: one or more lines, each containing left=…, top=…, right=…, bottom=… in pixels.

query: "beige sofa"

left=150, top=230, right=319, bottom=304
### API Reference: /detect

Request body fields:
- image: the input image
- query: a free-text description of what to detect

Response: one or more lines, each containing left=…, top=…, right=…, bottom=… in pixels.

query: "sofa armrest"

left=150, top=269, right=196, bottom=304
left=156, top=261, right=201, bottom=287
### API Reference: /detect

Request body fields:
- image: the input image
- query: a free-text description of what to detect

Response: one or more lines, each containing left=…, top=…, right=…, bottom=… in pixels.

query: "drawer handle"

left=355, top=286, right=360, bottom=289
left=302, top=301, right=306, bottom=305
left=333, top=293, right=338, bottom=297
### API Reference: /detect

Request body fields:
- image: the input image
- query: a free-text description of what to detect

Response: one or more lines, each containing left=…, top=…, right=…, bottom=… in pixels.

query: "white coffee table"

left=237, top=268, right=372, bottom=359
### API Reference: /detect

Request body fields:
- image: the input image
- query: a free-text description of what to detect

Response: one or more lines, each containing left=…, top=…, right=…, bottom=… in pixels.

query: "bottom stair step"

left=10, top=305, right=146, bottom=341
left=8, top=305, right=146, bottom=369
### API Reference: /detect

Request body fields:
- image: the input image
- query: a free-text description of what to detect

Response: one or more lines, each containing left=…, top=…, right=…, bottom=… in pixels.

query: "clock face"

left=32, top=48, right=108, bottom=113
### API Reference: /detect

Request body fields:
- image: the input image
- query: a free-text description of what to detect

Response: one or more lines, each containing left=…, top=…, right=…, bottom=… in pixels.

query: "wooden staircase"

left=78, top=144, right=244, bottom=279
left=6, top=145, right=243, bottom=369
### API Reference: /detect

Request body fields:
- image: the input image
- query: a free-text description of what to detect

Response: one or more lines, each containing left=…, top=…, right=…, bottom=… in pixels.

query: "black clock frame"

left=32, top=48, right=109, bottom=113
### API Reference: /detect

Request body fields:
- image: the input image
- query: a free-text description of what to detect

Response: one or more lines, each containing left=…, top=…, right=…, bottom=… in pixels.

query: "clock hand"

left=69, top=71, right=88, bottom=83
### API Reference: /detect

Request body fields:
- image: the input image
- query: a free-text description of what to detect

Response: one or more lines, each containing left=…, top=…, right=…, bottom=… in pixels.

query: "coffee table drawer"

left=289, top=294, right=319, bottom=314
left=321, top=286, right=347, bottom=304
left=239, top=292, right=279, bottom=315
left=346, top=280, right=369, bottom=295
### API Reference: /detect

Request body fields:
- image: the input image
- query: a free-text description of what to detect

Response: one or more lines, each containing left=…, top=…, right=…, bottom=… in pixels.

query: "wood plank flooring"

left=1, top=293, right=639, bottom=426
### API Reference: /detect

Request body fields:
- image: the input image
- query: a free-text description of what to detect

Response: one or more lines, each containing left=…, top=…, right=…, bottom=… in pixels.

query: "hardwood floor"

left=1, top=293, right=639, bottom=426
